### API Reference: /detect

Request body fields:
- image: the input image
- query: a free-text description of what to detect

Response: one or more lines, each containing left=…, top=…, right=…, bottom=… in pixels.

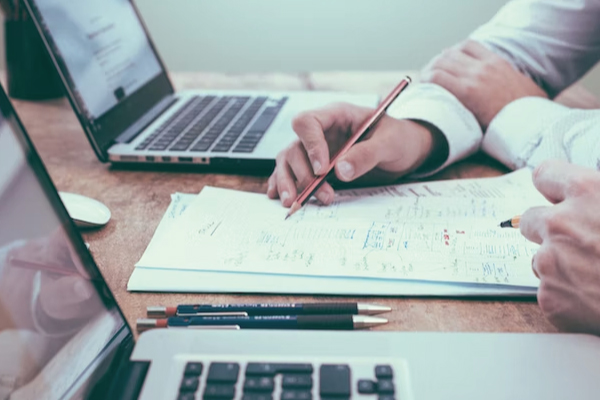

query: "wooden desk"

left=14, top=71, right=591, bottom=336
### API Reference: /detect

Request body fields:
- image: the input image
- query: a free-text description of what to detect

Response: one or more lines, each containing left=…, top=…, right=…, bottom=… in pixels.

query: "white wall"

left=4, top=0, right=600, bottom=95
left=134, top=0, right=600, bottom=95
left=135, top=0, right=508, bottom=72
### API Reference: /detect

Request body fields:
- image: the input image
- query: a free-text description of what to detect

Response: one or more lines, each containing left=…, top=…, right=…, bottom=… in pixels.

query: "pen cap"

left=147, top=306, right=172, bottom=318
left=136, top=318, right=168, bottom=332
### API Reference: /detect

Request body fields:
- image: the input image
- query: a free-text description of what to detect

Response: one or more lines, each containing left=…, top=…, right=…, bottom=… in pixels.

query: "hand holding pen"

left=268, top=77, right=447, bottom=213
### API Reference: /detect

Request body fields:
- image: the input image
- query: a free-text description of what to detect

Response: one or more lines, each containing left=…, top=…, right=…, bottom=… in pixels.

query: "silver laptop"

left=2, top=82, right=600, bottom=400
left=24, top=0, right=378, bottom=168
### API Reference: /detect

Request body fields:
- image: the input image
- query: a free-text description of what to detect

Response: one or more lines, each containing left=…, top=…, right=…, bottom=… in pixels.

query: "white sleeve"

left=386, top=83, right=482, bottom=176
left=470, top=0, right=600, bottom=97
left=483, top=97, right=600, bottom=170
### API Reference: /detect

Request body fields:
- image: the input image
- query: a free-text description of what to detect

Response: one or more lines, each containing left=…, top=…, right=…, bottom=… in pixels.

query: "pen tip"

left=357, top=303, right=392, bottom=315
left=353, top=316, right=388, bottom=329
left=285, top=202, right=302, bottom=221
left=499, top=220, right=512, bottom=228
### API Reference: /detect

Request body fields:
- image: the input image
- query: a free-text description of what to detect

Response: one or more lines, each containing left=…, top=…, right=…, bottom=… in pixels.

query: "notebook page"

left=139, top=170, right=547, bottom=287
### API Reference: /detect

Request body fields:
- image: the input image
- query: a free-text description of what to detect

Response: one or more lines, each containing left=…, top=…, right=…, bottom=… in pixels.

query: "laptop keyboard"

left=176, top=361, right=402, bottom=400
left=135, top=95, right=288, bottom=154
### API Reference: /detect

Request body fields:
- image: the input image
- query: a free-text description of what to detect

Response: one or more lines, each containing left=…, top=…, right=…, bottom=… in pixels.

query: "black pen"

left=137, top=315, right=388, bottom=331
left=147, top=302, right=391, bottom=318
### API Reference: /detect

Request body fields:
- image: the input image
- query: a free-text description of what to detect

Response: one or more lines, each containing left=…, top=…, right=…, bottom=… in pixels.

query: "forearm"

left=483, top=97, right=600, bottom=170
left=470, top=0, right=600, bottom=97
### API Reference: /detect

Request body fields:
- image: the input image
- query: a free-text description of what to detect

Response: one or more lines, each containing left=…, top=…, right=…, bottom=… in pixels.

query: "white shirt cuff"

left=386, top=83, right=482, bottom=176
left=482, top=97, right=571, bottom=169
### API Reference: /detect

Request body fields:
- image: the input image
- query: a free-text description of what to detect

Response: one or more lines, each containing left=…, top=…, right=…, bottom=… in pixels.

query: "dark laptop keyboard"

left=177, top=362, right=397, bottom=400
left=135, top=95, right=288, bottom=154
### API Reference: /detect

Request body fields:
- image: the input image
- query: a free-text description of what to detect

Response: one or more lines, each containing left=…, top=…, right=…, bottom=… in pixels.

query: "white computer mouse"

left=59, top=192, right=111, bottom=229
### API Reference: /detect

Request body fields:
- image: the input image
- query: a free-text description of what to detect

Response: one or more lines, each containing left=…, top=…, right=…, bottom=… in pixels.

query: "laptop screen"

left=26, top=0, right=174, bottom=157
left=0, top=86, right=129, bottom=399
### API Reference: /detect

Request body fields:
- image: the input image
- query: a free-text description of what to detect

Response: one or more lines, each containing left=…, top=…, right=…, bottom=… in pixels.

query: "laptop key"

left=378, top=396, right=395, bottom=400
left=319, top=365, right=351, bottom=397
left=244, top=377, right=275, bottom=392
left=180, top=376, right=200, bottom=392
left=282, top=375, right=313, bottom=389
left=375, top=365, right=393, bottom=379
left=281, top=391, right=312, bottom=400
left=377, top=380, right=395, bottom=394
left=204, top=384, right=236, bottom=399
left=357, top=379, right=377, bottom=394
left=243, top=394, right=272, bottom=400
left=185, top=362, right=204, bottom=376
left=178, top=393, right=196, bottom=400
left=246, top=363, right=314, bottom=376
left=207, top=362, right=240, bottom=383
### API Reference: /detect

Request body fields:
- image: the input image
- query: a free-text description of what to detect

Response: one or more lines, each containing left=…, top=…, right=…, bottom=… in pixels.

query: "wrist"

left=405, top=119, right=449, bottom=173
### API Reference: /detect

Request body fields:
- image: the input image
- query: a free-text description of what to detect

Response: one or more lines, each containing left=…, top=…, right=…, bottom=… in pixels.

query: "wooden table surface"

left=12, top=71, right=582, bottom=336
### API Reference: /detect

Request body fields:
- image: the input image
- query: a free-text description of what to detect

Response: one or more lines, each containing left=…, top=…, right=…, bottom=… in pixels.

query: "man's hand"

left=267, top=103, right=446, bottom=207
left=519, top=160, right=600, bottom=335
left=421, top=40, right=548, bottom=129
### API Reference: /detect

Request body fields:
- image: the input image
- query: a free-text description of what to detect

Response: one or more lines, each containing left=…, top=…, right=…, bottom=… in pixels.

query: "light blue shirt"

left=388, top=0, right=600, bottom=172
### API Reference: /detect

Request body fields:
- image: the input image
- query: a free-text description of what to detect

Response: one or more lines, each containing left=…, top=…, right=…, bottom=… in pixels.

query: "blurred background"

left=2, top=0, right=600, bottom=95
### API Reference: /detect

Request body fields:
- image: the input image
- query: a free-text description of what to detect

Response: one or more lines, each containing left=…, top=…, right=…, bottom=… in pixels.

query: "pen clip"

left=178, top=312, right=249, bottom=317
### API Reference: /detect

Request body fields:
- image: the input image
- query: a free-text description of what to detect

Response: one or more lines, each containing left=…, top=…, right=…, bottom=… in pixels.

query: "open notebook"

left=129, top=169, right=548, bottom=296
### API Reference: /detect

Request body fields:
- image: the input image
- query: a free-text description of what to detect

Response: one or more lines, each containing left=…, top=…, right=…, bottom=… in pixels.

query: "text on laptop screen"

left=28, top=0, right=163, bottom=121
left=0, top=112, right=126, bottom=398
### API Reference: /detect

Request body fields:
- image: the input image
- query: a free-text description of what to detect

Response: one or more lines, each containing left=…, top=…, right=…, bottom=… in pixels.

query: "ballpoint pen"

left=285, top=76, right=412, bottom=219
left=147, top=302, right=391, bottom=318
left=137, top=315, right=388, bottom=331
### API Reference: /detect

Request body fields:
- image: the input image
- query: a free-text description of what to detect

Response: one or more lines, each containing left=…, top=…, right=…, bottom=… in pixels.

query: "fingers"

left=420, top=68, right=464, bottom=98
left=274, top=153, right=299, bottom=207
left=532, top=159, right=598, bottom=203
left=270, top=144, right=335, bottom=207
left=457, top=40, right=495, bottom=60
left=519, top=206, right=551, bottom=244
left=334, top=123, right=401, bottom=182
left=292, top=104, right=358, bottom=175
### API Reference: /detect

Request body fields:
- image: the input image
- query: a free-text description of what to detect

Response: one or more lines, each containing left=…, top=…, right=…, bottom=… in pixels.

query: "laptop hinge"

left=115, top=94, right=178, bottom=144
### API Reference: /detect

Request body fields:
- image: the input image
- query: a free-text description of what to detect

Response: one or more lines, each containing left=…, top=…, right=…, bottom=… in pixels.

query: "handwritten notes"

left=138, top=170, right=547, bottom=288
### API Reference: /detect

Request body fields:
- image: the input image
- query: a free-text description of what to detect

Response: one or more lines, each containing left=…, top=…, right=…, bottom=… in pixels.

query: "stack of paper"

left=128, top=169, right=548, bottom=297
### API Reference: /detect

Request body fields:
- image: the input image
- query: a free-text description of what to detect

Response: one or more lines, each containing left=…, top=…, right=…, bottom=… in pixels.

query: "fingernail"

left=337, top=161, right=354, bottom=180
left=281, top=191, right=290, bottom=202
left=312, top=160, right=322, bottom=175
left=267, top=184, right=274, bottom=193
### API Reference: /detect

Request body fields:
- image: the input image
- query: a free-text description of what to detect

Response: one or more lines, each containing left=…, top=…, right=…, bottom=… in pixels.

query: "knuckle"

left=429, top=71, right=445, bottom=85
left=291, top=112, right=314, bottom=134
left=533, top=247, right=554, bottom=277
left=457, top=40, right=471, bottom=52
left=543, top=211, right=568, bottom=236
left=566, top=174, right=595, bottom=197
left=536, top=282, right=559, bottom=319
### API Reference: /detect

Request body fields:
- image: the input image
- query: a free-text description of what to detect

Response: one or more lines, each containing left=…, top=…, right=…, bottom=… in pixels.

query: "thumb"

left=334, top=138, right=385, bottom=182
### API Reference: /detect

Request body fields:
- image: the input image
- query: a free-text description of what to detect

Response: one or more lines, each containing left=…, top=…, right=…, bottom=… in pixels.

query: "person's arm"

left=483, top=97, right=600, bottom=170
left=470, top=0, right=600, bottom=98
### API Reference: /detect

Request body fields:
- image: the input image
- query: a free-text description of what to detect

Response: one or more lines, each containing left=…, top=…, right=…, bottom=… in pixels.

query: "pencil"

left=285, top=76, right=412, bottom=219
left=8, top=256, right=83, bottom=277
left=499, top=215, right=520, bottom=229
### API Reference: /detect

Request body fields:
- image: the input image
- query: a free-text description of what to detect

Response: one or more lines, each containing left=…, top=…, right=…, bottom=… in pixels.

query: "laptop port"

left=162, top=156, right=171, bottom=162
left=178, top=157, right=193, bottom=163
left=120, top=155, right=138, bottom=162
left=146, top=156, right=155, bottom=162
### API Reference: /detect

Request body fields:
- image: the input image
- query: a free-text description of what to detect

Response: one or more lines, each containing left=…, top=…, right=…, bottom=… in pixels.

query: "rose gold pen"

left=285, top=76, right=412, bottom=220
